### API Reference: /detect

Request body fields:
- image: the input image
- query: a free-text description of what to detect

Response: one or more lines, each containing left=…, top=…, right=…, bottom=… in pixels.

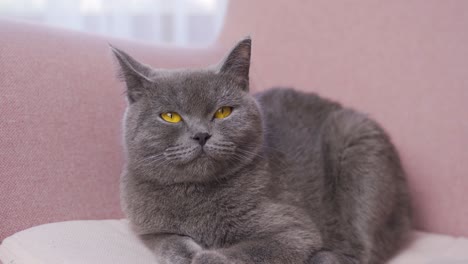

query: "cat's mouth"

left=163, top=141, right=237, bottom=166
left=199, top=147, right=224, bottom=161
left=196, top=148, right=207, bottom=156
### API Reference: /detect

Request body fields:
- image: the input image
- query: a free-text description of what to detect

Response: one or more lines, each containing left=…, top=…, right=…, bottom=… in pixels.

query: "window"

left=0, top=0, right=228, bottom=46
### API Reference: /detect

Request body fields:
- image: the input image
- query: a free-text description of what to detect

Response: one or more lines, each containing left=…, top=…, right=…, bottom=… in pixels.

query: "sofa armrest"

left=0, top=19, right=223, bottom=241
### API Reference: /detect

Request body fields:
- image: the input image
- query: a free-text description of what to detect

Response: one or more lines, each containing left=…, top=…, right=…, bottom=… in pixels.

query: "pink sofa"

left=218, top=0, right=468, bottom=237
left=1, top=0, right=468, bottom=261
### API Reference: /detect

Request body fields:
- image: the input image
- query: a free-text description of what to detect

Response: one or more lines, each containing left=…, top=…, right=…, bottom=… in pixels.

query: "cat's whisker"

left=165, top=144, right=189, bottom=153
left=212, top=141, right=236, bottom=148
left=237, top=149, right=266, bottom=160
left=140, top=153, right=164, bottom=162
left=165, top=146, right=199, bottom=159
left=206, top=148, right=234, bottom=155
left=229, top=154, right=245, bottom=165
left=136, top=157, right=165, bottom=167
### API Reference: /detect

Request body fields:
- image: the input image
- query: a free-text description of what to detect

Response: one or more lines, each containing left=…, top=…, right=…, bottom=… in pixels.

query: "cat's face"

left=112, top=39, right=263, bottom=184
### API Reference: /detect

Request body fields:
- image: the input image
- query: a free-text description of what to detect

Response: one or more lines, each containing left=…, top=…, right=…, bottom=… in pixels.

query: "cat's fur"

left=111, top=38, right=411, bottom=264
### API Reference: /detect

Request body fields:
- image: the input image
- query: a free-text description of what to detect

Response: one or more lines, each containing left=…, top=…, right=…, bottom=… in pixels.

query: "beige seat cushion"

left=1, top=219, right=467, bottom=264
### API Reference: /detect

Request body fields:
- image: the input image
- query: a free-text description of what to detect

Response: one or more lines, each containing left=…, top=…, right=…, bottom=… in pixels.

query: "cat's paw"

left=152, top=235, right=203, bottom=264
left=191, top=250, right=232, bottom=264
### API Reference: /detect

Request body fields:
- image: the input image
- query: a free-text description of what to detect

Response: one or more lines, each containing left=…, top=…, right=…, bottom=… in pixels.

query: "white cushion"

left=0, top=220, right=154, bottom=264
left=1, top=219, right=467, bottom=264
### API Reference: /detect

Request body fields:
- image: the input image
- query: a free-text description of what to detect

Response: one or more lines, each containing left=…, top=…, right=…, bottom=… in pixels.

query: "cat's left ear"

left=219, top=37, right=251, bottom=91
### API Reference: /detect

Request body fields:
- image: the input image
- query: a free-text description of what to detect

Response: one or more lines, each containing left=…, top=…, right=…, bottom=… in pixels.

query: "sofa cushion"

left=1, top=220, right=467, bottom=264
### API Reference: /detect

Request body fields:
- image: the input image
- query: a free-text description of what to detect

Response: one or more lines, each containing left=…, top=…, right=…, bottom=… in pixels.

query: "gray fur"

left=111, top=38, right=411, bottom=264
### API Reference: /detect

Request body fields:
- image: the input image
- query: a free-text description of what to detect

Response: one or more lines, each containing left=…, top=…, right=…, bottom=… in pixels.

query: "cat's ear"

left=110, top=45, right=153, bottom=103
left=219, top=37, right=251, bottom=91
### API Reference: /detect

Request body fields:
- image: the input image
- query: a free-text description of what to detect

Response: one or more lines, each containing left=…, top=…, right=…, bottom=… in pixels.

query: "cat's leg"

left=192, top=203, right=323, bottom=264
left=140, top=233, right=203, bottom=264
left=320, top=109, right=411, bottom=264
left=191, top=229, right=320, bottom=264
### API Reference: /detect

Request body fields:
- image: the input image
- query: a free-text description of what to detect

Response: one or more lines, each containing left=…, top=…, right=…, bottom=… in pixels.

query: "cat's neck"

left=126, top=154, right=269, bottom=197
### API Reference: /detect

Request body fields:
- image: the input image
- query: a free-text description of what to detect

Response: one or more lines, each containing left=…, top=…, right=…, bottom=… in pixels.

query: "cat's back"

left=254, top=88, right=341, bottom=156
left=253, top=88, right=343, bottom=204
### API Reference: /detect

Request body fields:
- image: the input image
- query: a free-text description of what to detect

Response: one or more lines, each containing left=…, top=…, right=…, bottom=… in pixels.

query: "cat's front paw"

left=191, top=250, right=232, bottom=264
left=151, top=235, right=203, bottom=264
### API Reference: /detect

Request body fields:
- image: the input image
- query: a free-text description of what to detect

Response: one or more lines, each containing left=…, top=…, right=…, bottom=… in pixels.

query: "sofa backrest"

left=218, top=0, right=468, bottom=236
left=2, top=0, right=468, bottom=240
left=0, top=19, right=221, bottom=240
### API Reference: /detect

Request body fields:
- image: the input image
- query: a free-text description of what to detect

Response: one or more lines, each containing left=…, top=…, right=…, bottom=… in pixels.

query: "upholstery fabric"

left=0, top=19, right=222, bottom=241
left=1, top=220, right=468, bottom=264
left=219, top=0, right=468, bottom=236
left=1, top=0, right=468, bottom=242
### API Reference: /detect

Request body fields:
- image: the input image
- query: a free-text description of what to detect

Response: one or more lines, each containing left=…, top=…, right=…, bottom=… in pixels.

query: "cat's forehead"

left=148, top=70, right=243, bottom=112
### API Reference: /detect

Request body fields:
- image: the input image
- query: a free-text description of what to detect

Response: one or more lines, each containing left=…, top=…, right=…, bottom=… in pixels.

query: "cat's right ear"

left=110, top=45, right=153, bottom=103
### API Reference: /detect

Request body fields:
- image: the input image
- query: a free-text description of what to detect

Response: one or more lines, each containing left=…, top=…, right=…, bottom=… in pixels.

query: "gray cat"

left=111, top=38, right=411, bottom=264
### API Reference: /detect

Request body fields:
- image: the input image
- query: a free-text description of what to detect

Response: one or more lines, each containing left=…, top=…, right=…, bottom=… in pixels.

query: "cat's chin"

left=146, top=144, right=261, bottom=184
left=166, top=155, right=242, bottom=184
left=168, top=148, right=215, bottom=167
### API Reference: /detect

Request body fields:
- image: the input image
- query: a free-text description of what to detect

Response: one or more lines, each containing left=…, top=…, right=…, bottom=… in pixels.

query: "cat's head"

left=112, top=38, right=263, bottom=184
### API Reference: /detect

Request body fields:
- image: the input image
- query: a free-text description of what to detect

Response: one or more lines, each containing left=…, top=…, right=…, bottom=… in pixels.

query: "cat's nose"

left=192, top=132, right=212, bottom=146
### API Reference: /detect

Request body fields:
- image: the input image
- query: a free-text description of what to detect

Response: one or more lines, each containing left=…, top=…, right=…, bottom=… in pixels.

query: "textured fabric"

left=0, top=220, right=155, bottom=264
left=219, top=0, right=468, bottom=236
left=2, top=0, right=468, bottom=242
left=0, top=19, right=222, bottom=241
left=1, top=220, right=468, bottom=264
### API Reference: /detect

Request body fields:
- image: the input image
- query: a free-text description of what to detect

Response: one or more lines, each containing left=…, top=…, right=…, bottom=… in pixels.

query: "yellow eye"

left=214, top=106, right=233, bottom=119
left=160, top=112, right=182, bottom=123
